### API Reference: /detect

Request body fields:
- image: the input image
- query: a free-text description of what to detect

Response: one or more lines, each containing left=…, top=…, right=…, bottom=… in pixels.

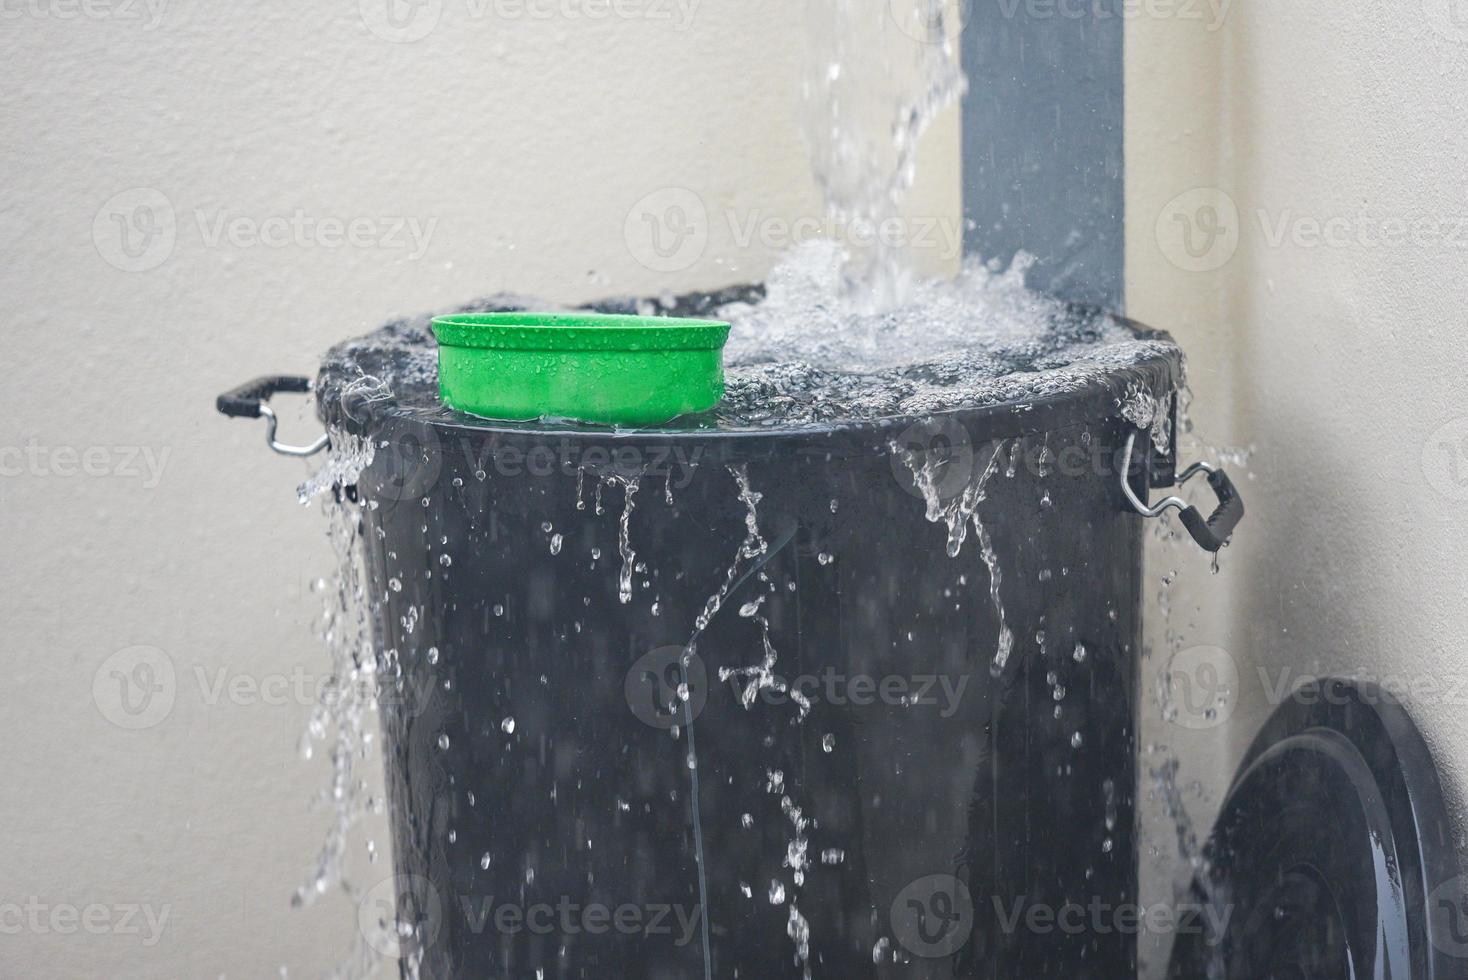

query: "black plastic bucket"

left=224, top=293, right=1225, bottom=978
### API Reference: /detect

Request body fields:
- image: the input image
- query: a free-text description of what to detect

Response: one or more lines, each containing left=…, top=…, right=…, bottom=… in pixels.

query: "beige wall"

left=0, top=5, right=958, bottom=978
left=1129, top=1, right=1468, bottom=970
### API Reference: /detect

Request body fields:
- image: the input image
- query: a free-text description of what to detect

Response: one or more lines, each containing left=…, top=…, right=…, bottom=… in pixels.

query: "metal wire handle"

left=216, top=375, right=329, bottom=457
left=1120, top=429, right=1244, bottom=553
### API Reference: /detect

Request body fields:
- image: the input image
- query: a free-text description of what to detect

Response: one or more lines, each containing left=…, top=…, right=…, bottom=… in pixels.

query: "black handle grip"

left=1179, top=469, right=1245, bottom=553
left=216, top=375, right=312, bottom=419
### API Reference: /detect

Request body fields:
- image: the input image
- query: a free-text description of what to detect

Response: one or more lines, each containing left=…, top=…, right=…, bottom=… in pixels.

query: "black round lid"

left=1169, top=678, right=1463, bottom=979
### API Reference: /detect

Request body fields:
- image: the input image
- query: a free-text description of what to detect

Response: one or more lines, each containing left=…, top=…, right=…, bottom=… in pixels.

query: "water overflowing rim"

left=432, top=312, right=731, bottom=353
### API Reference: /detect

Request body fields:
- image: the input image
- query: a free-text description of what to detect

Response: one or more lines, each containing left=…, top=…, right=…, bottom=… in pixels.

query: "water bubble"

left=436, top=733, right=450, bottom=750
left=500, top=717, right=516, bottom=734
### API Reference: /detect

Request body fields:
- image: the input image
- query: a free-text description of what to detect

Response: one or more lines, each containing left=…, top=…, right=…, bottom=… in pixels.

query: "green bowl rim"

left=431, top=312, right=731, bottom=352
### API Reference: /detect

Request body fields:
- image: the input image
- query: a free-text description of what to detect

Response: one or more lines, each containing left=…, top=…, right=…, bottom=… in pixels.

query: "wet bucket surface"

left=316, top=290, right=1183, bottom=978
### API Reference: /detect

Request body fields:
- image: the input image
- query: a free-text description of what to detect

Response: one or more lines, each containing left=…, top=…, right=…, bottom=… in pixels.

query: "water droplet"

left=501, top=717, right=516, bottom=734
left=437, top=733, right=450, bottom=750
left=822, top=733, right=835, bottom=752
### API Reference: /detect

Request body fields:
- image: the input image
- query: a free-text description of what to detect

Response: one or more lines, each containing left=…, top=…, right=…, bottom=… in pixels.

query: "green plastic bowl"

left=431, top=312, right=731, bottom=427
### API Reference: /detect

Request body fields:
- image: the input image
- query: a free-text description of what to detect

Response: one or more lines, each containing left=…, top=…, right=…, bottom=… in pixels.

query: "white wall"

left=1128, top=1, right=1468, bottom=971
left=0, top=5, right=958, bottom=977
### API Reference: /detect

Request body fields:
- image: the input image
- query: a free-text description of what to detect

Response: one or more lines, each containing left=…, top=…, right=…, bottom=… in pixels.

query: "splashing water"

left=292, top=428, right=395, bottom=980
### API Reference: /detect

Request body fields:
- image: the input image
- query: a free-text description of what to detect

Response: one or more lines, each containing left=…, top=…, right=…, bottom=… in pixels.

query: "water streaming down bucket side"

left=292, top=429, right=402, bottom=980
